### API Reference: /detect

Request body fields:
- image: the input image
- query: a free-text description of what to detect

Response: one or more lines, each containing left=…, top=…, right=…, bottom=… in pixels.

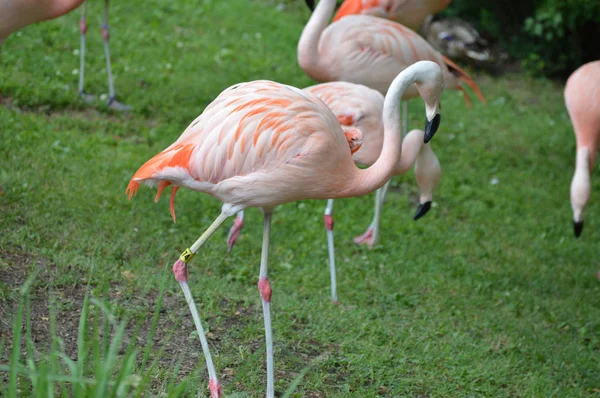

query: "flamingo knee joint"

left=258, top=277, right=272, bottom=302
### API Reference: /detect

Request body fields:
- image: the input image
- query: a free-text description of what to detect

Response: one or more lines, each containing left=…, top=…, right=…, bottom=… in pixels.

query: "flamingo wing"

left=127, top=80, right=346, bottom=199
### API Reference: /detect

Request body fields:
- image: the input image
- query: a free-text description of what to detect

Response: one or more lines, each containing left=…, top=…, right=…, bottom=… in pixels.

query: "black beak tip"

left=413, top=201, right=432, bottom=221
left=305, top=0, right=315, bottom=11
left=574, top=221, right=584, bottom=238
left=424, top=114, right=441, bottom=143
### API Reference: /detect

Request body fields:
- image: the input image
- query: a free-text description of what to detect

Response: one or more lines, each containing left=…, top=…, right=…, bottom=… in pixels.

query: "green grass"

left=1, top=0, right=600, bottom=396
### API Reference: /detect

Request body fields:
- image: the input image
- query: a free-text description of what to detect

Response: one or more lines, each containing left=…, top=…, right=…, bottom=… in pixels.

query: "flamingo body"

left=333, top=0, right=451, bottom=31
left=298, top=1, right=484, bottom=107
left=564, top=60, right=600, bottom=237
left=305, top=81, right=438, bottom=177
left=127, top=81, right=358, bottom=214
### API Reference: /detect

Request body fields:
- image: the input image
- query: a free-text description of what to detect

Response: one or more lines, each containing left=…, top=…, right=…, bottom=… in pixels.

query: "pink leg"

left=172, top=213, right=229, bottom=398
left=226, top=210, right=245, bottom=253
left=354, top=180, right=390, bottom=248
left=101, top=0, right=130, bottom=111
left=258, top=211, right=275, bottom=398
left=77, top=1, right=95, bottom=103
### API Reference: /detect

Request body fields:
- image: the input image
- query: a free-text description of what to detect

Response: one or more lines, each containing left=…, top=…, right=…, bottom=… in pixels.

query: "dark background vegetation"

left=440, top=0, right=600, bottom=78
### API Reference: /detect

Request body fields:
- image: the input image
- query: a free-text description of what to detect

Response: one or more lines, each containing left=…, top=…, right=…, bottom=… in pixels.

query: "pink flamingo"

left=227, top=81, right=441, bottom=302
left=565, top=60, right=600, bottom=237
left=299, top=0, right=484, bottom=106
left=297, top=0, right=483, bottom=247
left=332, top=0, right=452, bottom=31
left=126, top=61, right=443, bottom=397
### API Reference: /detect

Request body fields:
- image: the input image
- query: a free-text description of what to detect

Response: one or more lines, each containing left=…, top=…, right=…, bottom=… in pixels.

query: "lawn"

left=1, top=0, right=600, bottom=396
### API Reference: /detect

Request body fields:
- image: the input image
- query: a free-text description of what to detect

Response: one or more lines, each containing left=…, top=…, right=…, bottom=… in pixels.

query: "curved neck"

left=394, top=130, right=425, bottom=174
left=344, top=68, right=421, bottom=197
left=297, top=0, right=336, bottom=81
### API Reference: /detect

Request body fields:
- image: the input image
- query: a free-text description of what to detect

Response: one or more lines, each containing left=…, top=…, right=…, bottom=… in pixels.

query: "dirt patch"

left=0, top=248, right=343, bottom=394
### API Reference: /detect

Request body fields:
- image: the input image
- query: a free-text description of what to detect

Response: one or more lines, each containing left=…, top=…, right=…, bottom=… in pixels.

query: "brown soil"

left=0, top=247, right=337, bottom=396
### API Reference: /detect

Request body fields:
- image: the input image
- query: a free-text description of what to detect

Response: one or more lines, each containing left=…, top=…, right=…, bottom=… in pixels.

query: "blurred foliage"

left=442, top=0, right=600, bottom=78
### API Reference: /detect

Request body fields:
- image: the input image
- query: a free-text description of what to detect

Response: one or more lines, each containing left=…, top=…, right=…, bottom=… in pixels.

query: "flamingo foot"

left=226, top=214, right=245, bottom=253
left=209, top=379, right=223, bottom=398
left=79, top=91, right=96, bottom=104
left=353, top=226, right=375, bottom=248
left=107, top=97, right=131, bottom=111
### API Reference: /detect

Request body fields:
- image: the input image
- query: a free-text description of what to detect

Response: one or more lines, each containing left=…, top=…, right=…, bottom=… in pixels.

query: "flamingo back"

left=320, top=15, right=484, bottom=105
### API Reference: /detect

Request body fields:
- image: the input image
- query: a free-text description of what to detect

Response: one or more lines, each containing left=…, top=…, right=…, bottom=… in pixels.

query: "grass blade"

left=8, top=298, right=24, bottom=398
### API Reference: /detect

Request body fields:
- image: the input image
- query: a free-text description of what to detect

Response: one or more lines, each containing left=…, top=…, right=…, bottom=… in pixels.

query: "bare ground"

left=0, top=247, right=338, bottom=395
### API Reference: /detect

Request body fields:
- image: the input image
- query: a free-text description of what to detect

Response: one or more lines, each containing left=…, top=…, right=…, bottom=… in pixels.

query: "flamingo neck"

left=394, top=130, right=426, bottom=174
left=346, top=69, right=420, bottom=197
left=576, top=146, right=593, bottom=174
left=571, top=147, right=592, bottom=222
left=297, top=0, right=337, bottom=81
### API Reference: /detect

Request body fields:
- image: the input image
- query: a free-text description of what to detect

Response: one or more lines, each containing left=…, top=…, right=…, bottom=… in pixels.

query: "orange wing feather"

left=442, top=55, right=486, bottom=106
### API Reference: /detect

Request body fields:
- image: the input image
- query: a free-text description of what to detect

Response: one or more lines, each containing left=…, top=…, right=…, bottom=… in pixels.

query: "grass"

left=1, top=0, right=600, bottom=396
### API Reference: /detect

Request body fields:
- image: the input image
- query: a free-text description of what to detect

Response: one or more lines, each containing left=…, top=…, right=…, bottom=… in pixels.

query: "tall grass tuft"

left=0, top=272, right=191, bottom=397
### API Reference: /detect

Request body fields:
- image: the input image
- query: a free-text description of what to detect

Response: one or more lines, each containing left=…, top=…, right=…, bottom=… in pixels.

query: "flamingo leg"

left=226, top=210, right=245, bottom=253
left=101, top=0, right=130, bottom=111
left=323, top=199, right=337, bottom=303
left=258, top=211, right=275, bottom=398
left=78, top=1, right=94, bottom=103
left=355, top=101, right=407, bottom=247
left=172, top=212, right=230, bottom=398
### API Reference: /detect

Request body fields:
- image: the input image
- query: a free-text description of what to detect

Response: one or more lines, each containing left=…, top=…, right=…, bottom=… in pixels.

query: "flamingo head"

left=413, top=62, right=444, bottom=143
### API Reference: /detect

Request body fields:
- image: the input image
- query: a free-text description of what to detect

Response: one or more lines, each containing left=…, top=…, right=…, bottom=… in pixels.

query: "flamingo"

left=298, top=0, right=483, bottom=246
left=77, top=0, right=130, bottom=110
left=126, top=61, right=443, bottom=398
left=332, top=0, right=452, bottom=31
left=226, top=81, right=441, bottom=303
left=299, top=0, right=484, bottom=106
left=565, top=60, right=600, bottom=237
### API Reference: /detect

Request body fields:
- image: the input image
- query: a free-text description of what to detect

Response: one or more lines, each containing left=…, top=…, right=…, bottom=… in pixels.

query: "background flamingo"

left=227, top=81, right=442, bottom=302
left=126, top=61, right=443, bottom=397
left=298, top=0, right=484, bottom=107
left=77, top=0, right=129, bottom=110
left=332, top=0, right=451, bottom=31
left=564, top=60, right=600, bottom=237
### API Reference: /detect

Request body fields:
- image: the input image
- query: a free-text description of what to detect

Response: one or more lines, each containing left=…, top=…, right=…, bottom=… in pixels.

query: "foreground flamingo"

left=299, top=0, right=484, bottom=107
left=227, top=82, right=441, bottom=302
left=127, top=61, right=443, bottom=397
left=332, top=0, right=451, bottom=31
left=565, top=60, right=600, bottom=237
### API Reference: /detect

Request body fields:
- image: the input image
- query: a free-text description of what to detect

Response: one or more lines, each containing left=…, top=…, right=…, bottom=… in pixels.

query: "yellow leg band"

left=180, top=248, right=195, bottom=263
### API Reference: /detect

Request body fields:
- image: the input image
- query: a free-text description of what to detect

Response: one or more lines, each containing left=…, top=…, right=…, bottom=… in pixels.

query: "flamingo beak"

left=305, top=0, right=315, bottom=11
left=574, top=220, right=584, bottom=238
left=424, top=114, right=441, bottom=143
left=413, top=201, right=432, bottom=220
